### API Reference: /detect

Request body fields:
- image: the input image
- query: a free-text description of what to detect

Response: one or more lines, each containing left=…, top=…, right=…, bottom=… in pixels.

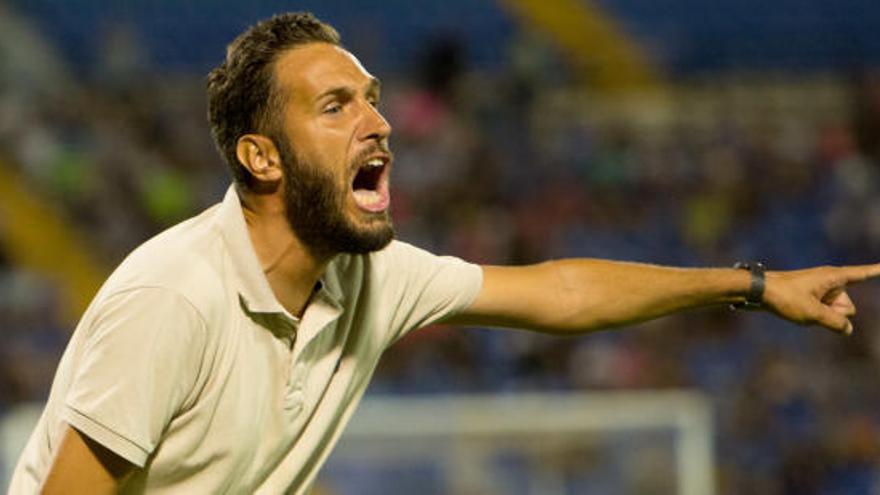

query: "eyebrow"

left=315, top=77, right=382, bottom=102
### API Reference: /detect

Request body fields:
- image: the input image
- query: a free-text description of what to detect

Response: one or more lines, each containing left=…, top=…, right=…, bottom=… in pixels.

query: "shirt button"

left=285, top=388, right=305, bottom=412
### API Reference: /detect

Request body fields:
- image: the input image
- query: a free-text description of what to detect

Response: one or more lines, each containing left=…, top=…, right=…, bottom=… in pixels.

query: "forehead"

left=273, top=43, right=374, bottom=101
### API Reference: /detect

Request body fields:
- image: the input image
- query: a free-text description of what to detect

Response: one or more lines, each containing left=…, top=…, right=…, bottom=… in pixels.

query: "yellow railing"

left=0, top=161, right=105, bottom=325
left=501, top=0, right=664, bottom=92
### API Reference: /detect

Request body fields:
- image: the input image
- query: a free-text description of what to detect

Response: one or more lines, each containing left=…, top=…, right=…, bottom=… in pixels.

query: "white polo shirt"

left=10, top=186, right=482, bottom=494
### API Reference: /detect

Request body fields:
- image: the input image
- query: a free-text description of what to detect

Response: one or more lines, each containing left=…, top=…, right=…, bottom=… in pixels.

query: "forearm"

left=545, top=259, right=751, bottom=332
left=453, top=259, right=752, bottom=334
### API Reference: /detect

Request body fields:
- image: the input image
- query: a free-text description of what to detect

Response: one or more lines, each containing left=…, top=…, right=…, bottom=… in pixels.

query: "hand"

left=763, top=264, right=880, bottom=335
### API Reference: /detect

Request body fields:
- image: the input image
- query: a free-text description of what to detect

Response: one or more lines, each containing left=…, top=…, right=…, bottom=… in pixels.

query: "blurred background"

left=2, top=0, right=880, bottom=493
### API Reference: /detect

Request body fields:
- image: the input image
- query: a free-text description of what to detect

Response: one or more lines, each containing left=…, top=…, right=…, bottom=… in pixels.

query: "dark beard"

left=277, top=137, right=394, bottom=257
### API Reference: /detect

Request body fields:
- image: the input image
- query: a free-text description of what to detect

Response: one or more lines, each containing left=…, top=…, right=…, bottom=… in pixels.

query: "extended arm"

left=448, top=259, right=879, bottom=335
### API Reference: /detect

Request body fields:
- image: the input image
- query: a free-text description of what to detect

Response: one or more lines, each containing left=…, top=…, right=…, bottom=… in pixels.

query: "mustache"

left=350, top=143, right=393, bottom=169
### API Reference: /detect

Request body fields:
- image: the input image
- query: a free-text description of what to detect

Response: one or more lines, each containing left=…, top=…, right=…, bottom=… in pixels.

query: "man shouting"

left=11, top=12, right=878, bottom=494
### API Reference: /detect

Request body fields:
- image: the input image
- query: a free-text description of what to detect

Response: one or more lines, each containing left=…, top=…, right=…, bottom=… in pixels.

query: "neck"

left=240, top=190, right=331, bottom=318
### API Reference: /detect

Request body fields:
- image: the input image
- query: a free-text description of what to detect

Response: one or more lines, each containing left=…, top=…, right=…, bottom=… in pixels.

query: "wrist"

left=730, top=261, right=766, bottom=310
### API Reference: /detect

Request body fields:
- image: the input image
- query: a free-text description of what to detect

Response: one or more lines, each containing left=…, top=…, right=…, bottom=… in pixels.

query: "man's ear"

left=236, top=134, right=283, bottom=184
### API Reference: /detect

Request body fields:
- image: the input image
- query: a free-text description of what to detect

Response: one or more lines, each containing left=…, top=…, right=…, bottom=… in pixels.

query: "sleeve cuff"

left=455, top=261, right=484, bottom=315
left=62, top=405, right=150, bottom=467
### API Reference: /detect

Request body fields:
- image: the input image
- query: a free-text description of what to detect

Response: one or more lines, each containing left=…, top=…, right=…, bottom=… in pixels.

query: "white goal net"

left=318, top=391, right=714, bottom=495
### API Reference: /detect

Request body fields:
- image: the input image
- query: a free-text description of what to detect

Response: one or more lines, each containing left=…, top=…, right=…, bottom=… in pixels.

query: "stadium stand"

left=3, top=1, right=880, bottom=492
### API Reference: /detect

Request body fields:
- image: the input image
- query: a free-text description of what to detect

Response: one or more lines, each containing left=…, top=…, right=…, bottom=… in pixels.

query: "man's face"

left=271, top=43, right=394, bottom=256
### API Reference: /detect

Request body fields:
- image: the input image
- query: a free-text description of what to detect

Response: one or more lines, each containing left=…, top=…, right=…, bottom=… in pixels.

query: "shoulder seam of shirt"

left=99, top=285, right=210, bottom=330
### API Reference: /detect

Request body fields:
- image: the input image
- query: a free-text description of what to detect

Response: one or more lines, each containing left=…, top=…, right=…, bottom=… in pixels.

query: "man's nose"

left=358, top=101, right=392, bottom=142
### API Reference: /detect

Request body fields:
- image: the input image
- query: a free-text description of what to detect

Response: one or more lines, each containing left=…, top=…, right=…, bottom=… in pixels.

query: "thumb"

left=814, top=303, right=853, bottom=335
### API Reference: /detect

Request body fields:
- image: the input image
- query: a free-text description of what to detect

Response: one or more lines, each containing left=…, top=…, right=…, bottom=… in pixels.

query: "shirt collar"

left=215, top=185, right=343, bottom=325
left=216, top=185, right=289, bottom=315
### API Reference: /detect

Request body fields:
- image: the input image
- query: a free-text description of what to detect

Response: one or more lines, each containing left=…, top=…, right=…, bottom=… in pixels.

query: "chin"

left=348, top=225, right=395, bottom=254
left=324, top=212, right=394, bottom=255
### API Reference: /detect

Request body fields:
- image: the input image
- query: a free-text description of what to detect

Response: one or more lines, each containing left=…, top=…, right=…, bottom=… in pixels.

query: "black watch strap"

left=730, top=261, right=765, bottom=311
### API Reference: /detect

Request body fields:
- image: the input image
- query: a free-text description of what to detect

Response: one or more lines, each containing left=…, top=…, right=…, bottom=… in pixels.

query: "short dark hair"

left=206, top=12, right=340, bottom=189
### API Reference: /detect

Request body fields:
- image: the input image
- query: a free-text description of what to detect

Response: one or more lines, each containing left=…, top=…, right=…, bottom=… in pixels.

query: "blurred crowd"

left=3, top=4, right=880, bottom=494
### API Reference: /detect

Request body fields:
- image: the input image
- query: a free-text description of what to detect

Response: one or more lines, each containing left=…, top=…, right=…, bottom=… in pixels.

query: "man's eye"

left=323, top=103, right=342, bottom=114
left=367, top=99, right=379, bottom=108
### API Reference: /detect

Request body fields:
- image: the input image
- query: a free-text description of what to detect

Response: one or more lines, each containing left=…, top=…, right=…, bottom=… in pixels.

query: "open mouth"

left=351, top=155, right=390, bottom=213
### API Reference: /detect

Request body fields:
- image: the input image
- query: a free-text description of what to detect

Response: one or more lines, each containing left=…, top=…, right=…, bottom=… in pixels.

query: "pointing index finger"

left=840, top=263, right=880, bottom=283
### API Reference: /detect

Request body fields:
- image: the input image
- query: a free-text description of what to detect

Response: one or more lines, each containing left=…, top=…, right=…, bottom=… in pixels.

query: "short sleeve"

left=373, top=241, right=483, bottom=345
left=62, top=287, right=207, bottom=467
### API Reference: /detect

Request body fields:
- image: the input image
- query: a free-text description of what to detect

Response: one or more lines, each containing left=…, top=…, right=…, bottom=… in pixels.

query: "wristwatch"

left=730, top=261, right=765, bottom=311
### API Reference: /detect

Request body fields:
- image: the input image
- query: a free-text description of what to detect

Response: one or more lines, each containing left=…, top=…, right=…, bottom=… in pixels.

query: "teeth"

left=353, top=189, right=382, bottom=206
left=366, top=159, right=384, bottom=168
